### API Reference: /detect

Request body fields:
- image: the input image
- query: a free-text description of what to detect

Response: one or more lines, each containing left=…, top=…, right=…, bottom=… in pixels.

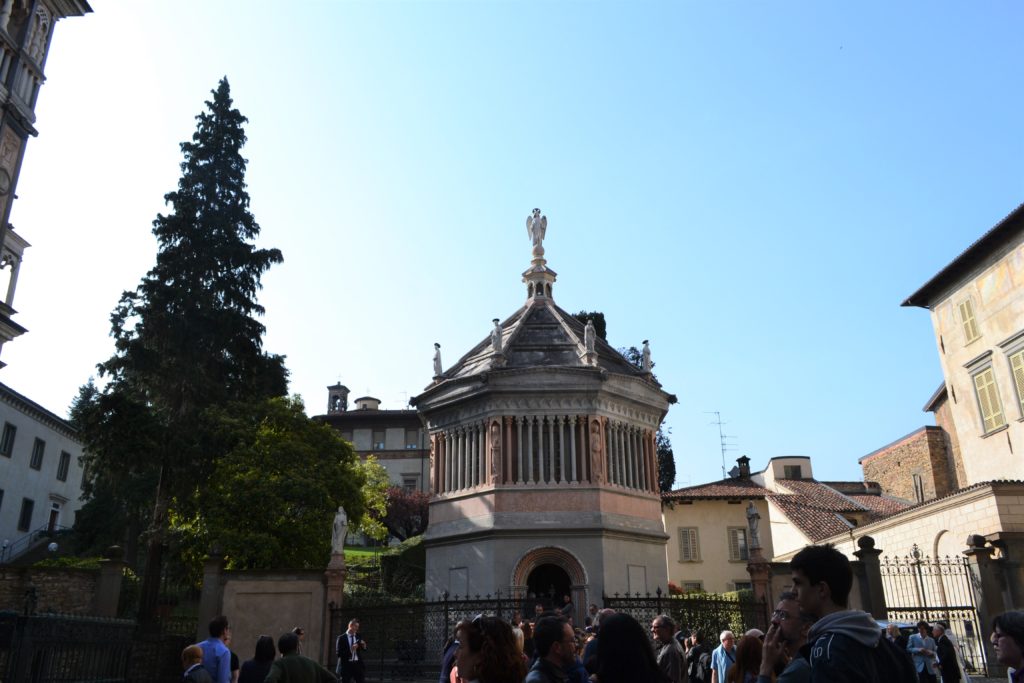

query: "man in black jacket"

left=933, top=623, right=961, bottom=683
left=526, top=616, right=574, bottom=683
left=337, top=618, right=367, bottom=683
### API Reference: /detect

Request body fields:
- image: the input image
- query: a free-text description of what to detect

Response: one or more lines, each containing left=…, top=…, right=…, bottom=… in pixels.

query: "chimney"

left=736, top=455, right=751, bottom=479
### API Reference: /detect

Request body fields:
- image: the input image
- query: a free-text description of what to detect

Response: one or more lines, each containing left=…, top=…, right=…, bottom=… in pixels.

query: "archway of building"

left=510, top=546, right=588, bottom=626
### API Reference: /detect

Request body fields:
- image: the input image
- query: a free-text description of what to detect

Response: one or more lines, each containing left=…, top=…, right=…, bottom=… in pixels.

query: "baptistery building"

left=411, top=210, right=675, bottom=623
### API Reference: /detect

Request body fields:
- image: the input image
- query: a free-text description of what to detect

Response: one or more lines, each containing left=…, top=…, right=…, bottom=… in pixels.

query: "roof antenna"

left=705, top=411, right=737, bottom=479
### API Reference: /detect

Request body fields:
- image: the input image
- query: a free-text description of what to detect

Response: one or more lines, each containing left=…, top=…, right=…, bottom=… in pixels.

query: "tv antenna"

left=705, top=411, right=737, bottom=478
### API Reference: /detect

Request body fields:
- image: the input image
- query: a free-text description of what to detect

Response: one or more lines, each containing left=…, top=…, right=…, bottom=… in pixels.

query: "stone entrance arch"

left=510, top=546, right=588, bottom=625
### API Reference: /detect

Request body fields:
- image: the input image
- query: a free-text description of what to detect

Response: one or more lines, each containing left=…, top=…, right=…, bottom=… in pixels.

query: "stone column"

left=516, top=416, right=525, bottom=483
left=196, top=551, right=225, bottom=642
left=965, top=535, right=1008, bottom=676
left=547, top=416, right=555, bottom=483
left=526, top=416, right=535, bottom=483
left=445, top=432, right=453, bottom=492
left=852, top=535, right=886, bottom=619
left=92, top=545, right=126, bottom=617
left=568, top=416, right=578, bottom=484
left=746, top=546, right=773, bottom=615
left=557, top=416, right=566, bottom=484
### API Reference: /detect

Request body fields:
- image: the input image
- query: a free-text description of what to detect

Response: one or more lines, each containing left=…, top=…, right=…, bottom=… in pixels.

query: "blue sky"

left=4, top=1, right=1023, bottom=488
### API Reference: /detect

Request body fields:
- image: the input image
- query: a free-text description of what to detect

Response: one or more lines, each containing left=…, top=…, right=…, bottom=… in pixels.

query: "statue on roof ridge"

left=433, top=342, right=442, bottom=378
left=526, top=208, right=547, bottom=256
left=491, top=318, right=503, bottom=354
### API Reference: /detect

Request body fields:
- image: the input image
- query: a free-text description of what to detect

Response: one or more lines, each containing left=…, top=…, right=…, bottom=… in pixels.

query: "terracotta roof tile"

left=664, top=478, right=770, bottom=500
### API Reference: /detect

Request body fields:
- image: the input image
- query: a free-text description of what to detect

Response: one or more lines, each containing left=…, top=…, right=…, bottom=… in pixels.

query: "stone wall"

left=932, top=392, right=967, bottom=490
left=859, top=426, right=954, bottom=503
left=0, top=566, right=98, bottom=614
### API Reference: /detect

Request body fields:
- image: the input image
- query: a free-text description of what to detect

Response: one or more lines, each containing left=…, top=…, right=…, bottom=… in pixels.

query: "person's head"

left=690, top=630, right=703, bottom=644
left=917, top=621, right=930, bottom=636
left=991, top=611, right=1024, bottom=669
left=254, top=635, right=276, bottom=663
left=209, top=615, right=230, bottom=639
left=593, top=608, right=615, bottom=633
left=347, top=618, right=360, bottom=633
left=535, top=603, right=545, bottom=616
left=278, top=632, right=299, bottom=656
left=650, top=614, right=675, bottom=644
left=730, top=635, right=763, bottom=681
left=589, top=604, right=598, bottom=615
left=534, top=616, right=574, bottom=667
left=563, top=594, right=571, bottom=604
left=719, top=630, right=736, bottom=652
left=455, top=615, right=527, bottom=683
left=790, top=544, right=852, bottom=618
left=772, top=591, right=814, bottom=648
left=932, top=623, right=945, bottom=640
left=182, top=644, right=203, bottom=669
left=593, top=613, right=663, bottom=683
left=886, top=623, right=900, bottom=639
left=292, top=626, right=305, bottom=641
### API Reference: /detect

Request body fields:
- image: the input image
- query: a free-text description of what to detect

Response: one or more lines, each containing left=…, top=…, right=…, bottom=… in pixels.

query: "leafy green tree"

left=573, top=311, right=607, bottom=340
left=170, top=397, right=367, bottom=571
left=93, top=78, right=287, bottom=620
left=382, top=486, right=429, bottom=541
left=353, top=456, right=389, bottom=542
left=656, top=428, right=676, bottom=492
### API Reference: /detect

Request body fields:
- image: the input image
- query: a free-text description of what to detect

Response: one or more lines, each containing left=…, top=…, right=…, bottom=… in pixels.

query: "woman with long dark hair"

left=725, top=634, right=762, bottom=683
left=593, top=613, right=666, bottom=683
left=238, top=635, right=276, bottom=683
left=454, top=615, right=527, bottom=683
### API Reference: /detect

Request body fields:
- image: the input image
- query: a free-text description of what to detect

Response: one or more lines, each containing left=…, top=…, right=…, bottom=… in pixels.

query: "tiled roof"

left=763, top=479, right=912, bottom=542
left=664, top=478, right=771, bottom=500
left=776, top=479, right=863, bottom=510
left=768, top=494, right=854, bottom=541
left=847, top=494, right=910, bottom=516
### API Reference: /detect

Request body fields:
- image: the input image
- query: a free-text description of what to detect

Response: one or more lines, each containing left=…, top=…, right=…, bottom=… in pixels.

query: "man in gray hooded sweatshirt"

left=791, top=545, right=912, bottom=683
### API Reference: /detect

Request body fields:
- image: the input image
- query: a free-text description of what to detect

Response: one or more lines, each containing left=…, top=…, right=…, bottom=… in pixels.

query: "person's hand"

left=759, top=623, right=786, bottom=677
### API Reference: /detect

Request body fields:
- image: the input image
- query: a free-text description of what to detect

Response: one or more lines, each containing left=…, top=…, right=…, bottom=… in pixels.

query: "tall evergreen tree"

left=96, top=78, right=286, bottom=621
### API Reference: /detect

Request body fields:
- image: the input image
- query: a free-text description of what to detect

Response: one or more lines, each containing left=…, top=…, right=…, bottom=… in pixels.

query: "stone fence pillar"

left=196, top=551, right=225, bottom=642
left=324, top=551, right=347, bottom=664
left=964, top=535, right=1006, bottom=677
left=92, top=545, right=125, bottom=617
left=853, top=535, right=886, bottom=619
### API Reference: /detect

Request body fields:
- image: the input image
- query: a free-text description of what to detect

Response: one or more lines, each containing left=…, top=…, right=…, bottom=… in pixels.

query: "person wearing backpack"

left=686, top=631, right=712, bottom=683
left=791, top=544, right=916, bottom=683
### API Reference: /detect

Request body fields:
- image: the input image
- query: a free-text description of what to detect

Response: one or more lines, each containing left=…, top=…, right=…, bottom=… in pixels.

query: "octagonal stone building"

left=411, top=210, right=675, bottom=622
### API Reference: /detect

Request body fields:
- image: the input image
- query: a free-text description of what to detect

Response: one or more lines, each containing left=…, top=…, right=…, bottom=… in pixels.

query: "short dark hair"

left=992, top=611, right=1024, bottom=655
left=917, top=621, right=929, bottom=630
left=534, top=616, right=566, bottom=658
left=209, top=615, right=229, bottom=638
left=655, top=614, right=675, bottom=633
left=278, top=632, right=299, bottom=655
left=791, top=545, right=852, bottom=606
left=254, top=635, right=276, bottom=662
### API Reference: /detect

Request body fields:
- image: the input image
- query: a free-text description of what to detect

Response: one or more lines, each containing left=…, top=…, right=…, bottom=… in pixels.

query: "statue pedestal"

left=325, top=552, right=347, bottom=608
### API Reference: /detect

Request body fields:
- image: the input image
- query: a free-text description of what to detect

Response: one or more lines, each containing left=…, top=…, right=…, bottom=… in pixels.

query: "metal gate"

left=880, top=546, right=987, bottom=676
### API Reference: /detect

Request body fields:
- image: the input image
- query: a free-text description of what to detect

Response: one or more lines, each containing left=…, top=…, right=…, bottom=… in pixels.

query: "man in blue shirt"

left=199, top=615, right=232, bottom=683
left=710, top=630, right=736, bottom=683
left=907, top=621, right=936, bottom=683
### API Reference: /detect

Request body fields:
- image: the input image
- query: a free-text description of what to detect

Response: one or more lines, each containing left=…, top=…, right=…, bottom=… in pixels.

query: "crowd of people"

left=180, top=545, right=1024, bottom=683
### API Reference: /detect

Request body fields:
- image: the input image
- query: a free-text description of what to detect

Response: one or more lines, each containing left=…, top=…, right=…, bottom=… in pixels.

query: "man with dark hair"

left=337, top=618, right=366, bottom=683
left=526, top=616, right=575, bottom=683
left=908, top=621, right=936, bottom=683
left=199, top=615, right=231, bottom=683
left=758, top=591, right=814, bottom=683
left=652, top=614, right=686, bottom=683
left=685, top=631, right=712, bottom=683
left=791, top=544, right=912, bottom=683
left=266, top=632, right=337, bottom=683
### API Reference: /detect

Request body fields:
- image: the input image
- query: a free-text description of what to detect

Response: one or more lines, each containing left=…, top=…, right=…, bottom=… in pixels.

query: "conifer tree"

left=97, top=78, right=286, bottom=621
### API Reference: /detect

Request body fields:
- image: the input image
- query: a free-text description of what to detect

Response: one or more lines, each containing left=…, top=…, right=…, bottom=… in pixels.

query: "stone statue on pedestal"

left=331, top=507, right=348, bottom=553
left=584, top=320, right=596, bottom=354
left=491, top=319, right=503, bottom=354
left=526, top=208, right=547, bottom=256
left=433, top=343, right=442, bottom=377
left=641, top=340, right=652, bottom=373
left=745, top=502, right=761, bottom=550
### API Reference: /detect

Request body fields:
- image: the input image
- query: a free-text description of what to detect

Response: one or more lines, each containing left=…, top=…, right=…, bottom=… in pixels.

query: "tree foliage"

left=352, top=456, right=389, bottom=542
left=383, top=486, right=430, bottom=541
left=656, top=428, right=676, bottom=492
left=169, top=397, right=367, bottom=571
left=81, top=79, right=291, bottom=616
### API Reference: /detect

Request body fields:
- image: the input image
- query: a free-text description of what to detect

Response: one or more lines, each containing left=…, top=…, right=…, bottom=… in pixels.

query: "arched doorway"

left=526, top=563, right=571, bottom=613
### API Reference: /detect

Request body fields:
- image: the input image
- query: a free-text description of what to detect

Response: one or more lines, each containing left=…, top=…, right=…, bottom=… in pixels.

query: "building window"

left=29, top=438, right=45, bottom=470
left=372, top=429, right=385, bottom=450
left=0, top=422, right=15, bottom=456
left=973, top=367, right=1006, bottom=433
left=1009, top=350, right=1024, bottom=418
left=17, top=498, right=34, bottom=531
left=56, top=451, right=71, bottom=482
left=678, top=527, right=700, bottom=562
left=402, top=477, right=417, bottom=492
left=734, top=581, right=753, bottom=591
left=340, top=431, right=353, bottom=443
left=783, top=465, right=802, bottom=479
left=728, top=527, right=749, bottom=561
left=405, top=428, right=420, bottom=449
left=958, top=298, right=980, bottom=344
left=682, top=581, right=703, bottom=592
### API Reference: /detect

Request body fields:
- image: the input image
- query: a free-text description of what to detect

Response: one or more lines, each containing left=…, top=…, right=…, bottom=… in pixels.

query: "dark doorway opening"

left=526, top=563, right=571, bottom=614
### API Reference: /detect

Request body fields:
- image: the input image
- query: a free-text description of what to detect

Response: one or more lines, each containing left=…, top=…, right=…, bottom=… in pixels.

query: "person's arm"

left=218, top=650, right=232, bottom=683
left=757, top=624, right=785, bottom=683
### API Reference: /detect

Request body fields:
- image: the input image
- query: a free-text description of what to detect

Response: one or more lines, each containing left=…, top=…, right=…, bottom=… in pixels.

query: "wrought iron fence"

left=0, top=611, right=135, bottom=682
left=880, top=549, right=987, bottom=676
left=603, top=589, right=770, bottom=640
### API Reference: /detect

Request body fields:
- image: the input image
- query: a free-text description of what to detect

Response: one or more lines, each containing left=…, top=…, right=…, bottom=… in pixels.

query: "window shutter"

left=974, top=368, right=1006, bottom=432
left=1011, top=351, right=1024, bottom=416
left=959, top=299, right=980, bottom=342
left=728, top=528, right=748, bottom=561
left=679, top=528, right=699, bottom=561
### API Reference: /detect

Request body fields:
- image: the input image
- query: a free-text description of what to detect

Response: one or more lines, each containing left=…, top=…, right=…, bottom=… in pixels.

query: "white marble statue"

left=331, top=506, right=348, bottom=553
left=526, top=208, right=547, bottom=252
left=746, top=501, right=761, bottom=550
left=433, top=343, right=442, bottom=377
left=491, top=319, right=503, bottom=354
left=584, top=320, right=596, bottom=354
left=641, top=340, right=652, bottom=373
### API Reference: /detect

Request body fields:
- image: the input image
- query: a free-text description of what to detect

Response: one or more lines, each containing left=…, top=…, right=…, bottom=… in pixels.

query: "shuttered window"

left=678, top=527, right=699, bottom=562
left=959, top=299, right=980, bottom=343
left=728, top=527, right=749, bottom=561
left=1010, top=350, right=1024, bottom=418
left=973, top=368, right=1006, bottom=433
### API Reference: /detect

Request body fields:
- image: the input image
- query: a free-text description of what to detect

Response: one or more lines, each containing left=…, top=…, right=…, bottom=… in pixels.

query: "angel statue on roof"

left=527, top=208, right=547, bottom=255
